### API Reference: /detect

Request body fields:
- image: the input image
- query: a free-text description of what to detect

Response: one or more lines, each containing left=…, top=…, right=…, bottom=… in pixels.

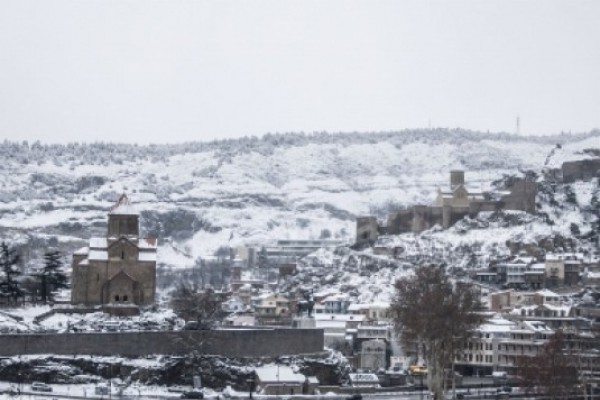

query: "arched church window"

left=115, top=295, right=120, bottom=302
left=123, top=295, right=128, bottom=302
left=121, top=251, right=125, bottom=260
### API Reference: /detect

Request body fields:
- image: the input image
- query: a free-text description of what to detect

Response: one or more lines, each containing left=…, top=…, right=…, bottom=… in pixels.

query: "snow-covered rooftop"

left=88, top=250, right=108, bottom=261
left=255, top=365, right=306, bottom=383
left=139, top=252, right=157, bottom=262
left=89, top=237, right=108, bottom=249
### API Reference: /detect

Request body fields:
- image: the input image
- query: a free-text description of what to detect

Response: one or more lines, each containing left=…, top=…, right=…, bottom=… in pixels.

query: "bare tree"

left=171, top=284, right=222, bottom=329
left=391, top=264, right=482, bottom=400
left=517, top=330, right=579, bottom=400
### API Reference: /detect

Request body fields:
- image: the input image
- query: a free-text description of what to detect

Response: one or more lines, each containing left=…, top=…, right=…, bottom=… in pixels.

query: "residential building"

left=254, top=292, right=292, bottom=326
left=496, top=320, right=554, bottom=374
left=348, top=302, right=390, bottom=321
left=360, top=339, right=387, bottom=371
left=456, top=316, right=515, bottom=376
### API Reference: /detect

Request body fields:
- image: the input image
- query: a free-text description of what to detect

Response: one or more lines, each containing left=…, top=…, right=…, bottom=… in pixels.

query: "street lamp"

left=246, top=377, right=255, bottom=399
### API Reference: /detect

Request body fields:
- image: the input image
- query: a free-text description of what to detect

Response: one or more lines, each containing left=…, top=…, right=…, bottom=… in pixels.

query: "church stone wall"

left=108, top=214, right=139, bottom=237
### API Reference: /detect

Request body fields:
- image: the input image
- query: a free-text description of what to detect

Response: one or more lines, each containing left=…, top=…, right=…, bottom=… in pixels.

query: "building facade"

left=71, top=195, right=157, bottom=313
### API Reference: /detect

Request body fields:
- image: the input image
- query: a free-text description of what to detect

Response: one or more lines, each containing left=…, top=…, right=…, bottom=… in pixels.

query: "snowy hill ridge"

left=0, top=129, right=598, bottom=271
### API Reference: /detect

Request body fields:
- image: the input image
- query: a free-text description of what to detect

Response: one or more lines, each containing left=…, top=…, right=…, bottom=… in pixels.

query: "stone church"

left=71, top=195, right=157, bottom=314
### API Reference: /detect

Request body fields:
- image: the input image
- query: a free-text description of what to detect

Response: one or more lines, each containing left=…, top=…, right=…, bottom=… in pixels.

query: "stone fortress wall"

left=356, top=169, right=538, bottom=244
left=357, top=157, right=600, bottom=245
left=0, top=328, right=324, bottom=358
left=544, top=158, right=600, bottom=184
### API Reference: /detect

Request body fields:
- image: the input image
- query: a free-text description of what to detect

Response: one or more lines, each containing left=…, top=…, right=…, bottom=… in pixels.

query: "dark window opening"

left=115, top=295, right=120, bottom=302
left=123, top=295, right=128, bottom=302
left=121, top=251, right=125, bottom=260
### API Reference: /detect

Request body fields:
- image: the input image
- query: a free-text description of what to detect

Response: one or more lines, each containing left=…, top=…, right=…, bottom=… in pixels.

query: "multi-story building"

left=313, top=313, right=366, bottom=348
left=321, top=293, right=352, bottom=314
left=254, top=292, right=292, bottom=326
left=508, top=303, right=576, bottom=330
left=456, top=316, right=515, bottom=376
left=348, top=302, right=391, bottom=321
left=360, top=339, right=387, bottom=371
left=496, top=320, right=554, bottom=374
left=545, top=254, right=566, bottom=287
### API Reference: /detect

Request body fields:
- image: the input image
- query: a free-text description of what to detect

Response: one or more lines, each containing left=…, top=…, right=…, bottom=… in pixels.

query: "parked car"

left=102, top=321, right=122, bottom=332
left=31, top=382, right=52, bottom=392
left=346, top=395, right=363, bottom=400
left=409, top=365, right=428, bottom=376
left=180, top=391, right=204, bottom=399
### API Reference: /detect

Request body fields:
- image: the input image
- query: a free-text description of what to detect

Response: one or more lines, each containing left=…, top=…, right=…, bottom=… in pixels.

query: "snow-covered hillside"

left=0, top=129, right=598, bottom=275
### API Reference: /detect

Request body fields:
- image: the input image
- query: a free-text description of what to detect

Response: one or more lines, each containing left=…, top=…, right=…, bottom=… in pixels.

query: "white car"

left=31, top=382, right=52, bottom=392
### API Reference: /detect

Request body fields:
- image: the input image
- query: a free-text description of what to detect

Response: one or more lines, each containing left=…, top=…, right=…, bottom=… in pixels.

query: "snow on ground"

left=0, top=380, right=187, bottom=400
left=0, top=305, right=183, bottom=334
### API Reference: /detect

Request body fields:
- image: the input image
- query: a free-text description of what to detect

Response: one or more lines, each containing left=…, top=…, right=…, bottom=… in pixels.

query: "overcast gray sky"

left=1, top=0, right=599, bottom=144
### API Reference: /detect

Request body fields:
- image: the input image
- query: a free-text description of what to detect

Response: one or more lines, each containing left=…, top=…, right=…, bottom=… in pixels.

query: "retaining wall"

left=0, top=328, right=324, bottom=358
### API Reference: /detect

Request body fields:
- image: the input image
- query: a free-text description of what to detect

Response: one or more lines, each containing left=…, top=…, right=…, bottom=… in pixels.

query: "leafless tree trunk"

left=392, top=264, right=483, bottom=400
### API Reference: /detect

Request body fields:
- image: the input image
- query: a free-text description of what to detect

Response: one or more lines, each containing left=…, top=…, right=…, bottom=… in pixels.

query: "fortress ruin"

left=356, top=170, right=537, bottom=244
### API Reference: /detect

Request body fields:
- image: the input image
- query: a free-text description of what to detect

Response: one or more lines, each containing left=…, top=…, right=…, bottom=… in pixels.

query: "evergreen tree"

left=40, top=250, right=68, bottom=304
left=0, top=241, right=23, bottom=304
left=257, top=247, right=269, bottom=280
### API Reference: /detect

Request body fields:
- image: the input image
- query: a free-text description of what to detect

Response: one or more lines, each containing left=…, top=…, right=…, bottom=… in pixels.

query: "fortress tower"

left=450, top=170, right=465, bottom=190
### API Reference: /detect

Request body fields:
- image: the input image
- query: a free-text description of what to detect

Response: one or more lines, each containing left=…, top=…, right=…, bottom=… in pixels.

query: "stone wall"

left=562, top=159, right=600, bottom=183
left=412, top=205, right=444, bottom=232
left=355, top=216, right=379, bottom=244
left=0, top=328, right=324, bottom=358
left=501, top=180, right=537, bottom=213
left=387, top=209, right=413, bottom=234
